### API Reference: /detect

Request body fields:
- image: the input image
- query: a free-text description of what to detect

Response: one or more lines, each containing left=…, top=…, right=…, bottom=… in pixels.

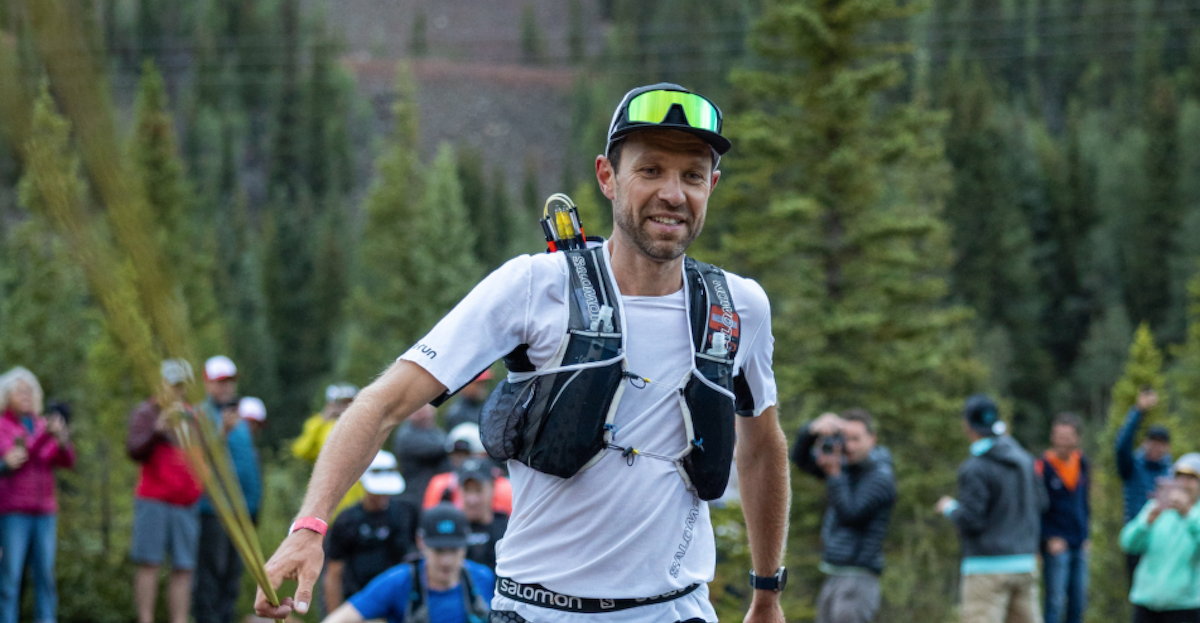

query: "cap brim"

left=1175, top=467, right=1200, bottom=478
left=361, top=472, right=405, bottom=495
left=608, top=124, right=731, bottom=157
left=423, top=535, right=468, bottom=549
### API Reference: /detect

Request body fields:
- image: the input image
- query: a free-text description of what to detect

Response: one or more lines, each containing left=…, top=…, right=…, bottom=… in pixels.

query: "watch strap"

left=749, top=567, right=786, bottom=591
left=288, top=516, right=328, bottom=537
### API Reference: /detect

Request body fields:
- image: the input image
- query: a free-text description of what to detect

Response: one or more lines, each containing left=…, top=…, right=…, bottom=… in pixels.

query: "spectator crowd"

left=2, top=352, right=1191, bottom=623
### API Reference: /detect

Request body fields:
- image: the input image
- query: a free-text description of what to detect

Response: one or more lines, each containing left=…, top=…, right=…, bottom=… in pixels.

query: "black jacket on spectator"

left=792, top=424, right=897, bottom=574
left=950, top=435, right=1046, bottom=559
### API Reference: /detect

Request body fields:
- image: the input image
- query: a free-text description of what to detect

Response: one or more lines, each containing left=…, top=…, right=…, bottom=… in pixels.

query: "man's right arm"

left=126, top=402, right=162, bottom=462
left=1115, top=407, right=1143, bottom=481
left=948, top=465, right=989, bottom=536
left=256, top=359, right=446, bottom=618
left=789, top=423, right=824, bottom=480
left=324, top=560, right=345, bottom=611
left=320, top=602, right=365, bottom=623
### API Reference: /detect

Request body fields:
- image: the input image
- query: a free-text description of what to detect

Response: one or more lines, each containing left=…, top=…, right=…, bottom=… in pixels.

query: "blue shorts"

left=130, top=498, right=200, bottom=570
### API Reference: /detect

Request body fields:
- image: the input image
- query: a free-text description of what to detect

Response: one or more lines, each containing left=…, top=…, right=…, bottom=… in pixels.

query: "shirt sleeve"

left=348, top=564, right=412, bottom=621
left=399, top=256, right=534, bottom=393
left=730, top=277, right=777, bottom=417
left=326, top=511, right=355, bottom=561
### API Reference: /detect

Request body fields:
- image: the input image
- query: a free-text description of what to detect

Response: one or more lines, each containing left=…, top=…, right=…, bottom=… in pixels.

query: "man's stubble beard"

left=612, top=188, right=702, bottom=262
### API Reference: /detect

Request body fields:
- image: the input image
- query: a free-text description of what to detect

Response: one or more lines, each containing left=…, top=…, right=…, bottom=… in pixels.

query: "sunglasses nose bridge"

left=661, top=103, right=691, bottom=127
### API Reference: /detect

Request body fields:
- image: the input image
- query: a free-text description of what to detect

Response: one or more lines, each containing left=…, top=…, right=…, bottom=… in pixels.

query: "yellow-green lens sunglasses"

left=624, top=89, right=722, bottom=133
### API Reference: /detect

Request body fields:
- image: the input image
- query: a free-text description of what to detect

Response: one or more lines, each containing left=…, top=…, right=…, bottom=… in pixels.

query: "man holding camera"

left=792, top=409, right=896, bottom=623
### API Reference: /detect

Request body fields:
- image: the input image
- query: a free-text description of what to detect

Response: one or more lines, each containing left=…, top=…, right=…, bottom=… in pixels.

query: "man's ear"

left=710, top=169, right=721, bottom=193
left=596, top=155, right=616, bottom=200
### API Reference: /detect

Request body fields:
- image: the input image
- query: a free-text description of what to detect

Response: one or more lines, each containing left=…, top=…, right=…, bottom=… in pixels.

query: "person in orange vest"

left=423, top=423, right=512, bottom=516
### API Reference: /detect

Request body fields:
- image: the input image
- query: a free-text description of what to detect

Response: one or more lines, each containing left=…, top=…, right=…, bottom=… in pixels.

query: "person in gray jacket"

left=793, top=409, right=896, bottom=623
left=937, top=395, right=1047, bottom=623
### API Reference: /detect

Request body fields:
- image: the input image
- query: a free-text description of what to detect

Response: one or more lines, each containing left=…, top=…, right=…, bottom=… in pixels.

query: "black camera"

left=820, top=432, right=844, bottom=455
left=46, top=400, right=72, bottom=424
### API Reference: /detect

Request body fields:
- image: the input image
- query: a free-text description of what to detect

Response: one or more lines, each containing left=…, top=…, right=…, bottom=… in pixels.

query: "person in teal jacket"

left=1120, top=452, right=1200, bottom=623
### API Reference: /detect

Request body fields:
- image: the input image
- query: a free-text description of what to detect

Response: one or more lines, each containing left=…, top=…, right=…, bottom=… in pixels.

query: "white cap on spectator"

left=360, top=451, right=405, bottom=495
left=204, top=356, right=237, bottom=381
left=238, top=396, right=266, bottom=422
left=325, top=383, right=358, bottom=403
left=446, top=422, right=484, bottom=454
left=1173, top=453, right=1200, bottom=479
left=161, top=359, right=194, bottom=385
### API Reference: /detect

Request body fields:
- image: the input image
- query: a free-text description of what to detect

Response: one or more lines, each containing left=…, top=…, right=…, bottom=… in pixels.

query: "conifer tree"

left=939, top=66, right=1054, bottom=431
left=1089, top=323, right=1168, bottom=621
left=1169, top=273, right=1200, bottom=448
left=338, top=67, right=482, bottom=385
left=130, top=60, right=227, bottom=356
left=710, top=1, right=985, bottom=619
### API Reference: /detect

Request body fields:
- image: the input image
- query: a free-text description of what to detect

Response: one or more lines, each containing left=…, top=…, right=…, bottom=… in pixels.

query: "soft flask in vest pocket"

left=676, top=366, right=736, bottom=501
left=479, top=359, right=626, bottom=478
left=479, top=245, right=627, bottom=478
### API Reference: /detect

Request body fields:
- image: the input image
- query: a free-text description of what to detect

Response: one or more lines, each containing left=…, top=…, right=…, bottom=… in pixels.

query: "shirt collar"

left=970, top=437, right=995, bottom=456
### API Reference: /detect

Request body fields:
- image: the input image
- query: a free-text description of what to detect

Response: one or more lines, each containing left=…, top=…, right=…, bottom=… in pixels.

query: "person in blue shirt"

left=322, top=504, right=494, bottom=623
left=193, top=355, right=262, bottom=623
left=1114, top=388, right=1172, bottom=579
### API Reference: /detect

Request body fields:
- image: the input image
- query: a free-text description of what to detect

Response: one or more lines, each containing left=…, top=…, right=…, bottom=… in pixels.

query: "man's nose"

left=656, top=174, right=686, bottom=207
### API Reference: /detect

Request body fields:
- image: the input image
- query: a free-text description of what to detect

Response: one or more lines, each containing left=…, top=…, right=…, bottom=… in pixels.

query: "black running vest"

left=474, top=245, right=752, bottom=501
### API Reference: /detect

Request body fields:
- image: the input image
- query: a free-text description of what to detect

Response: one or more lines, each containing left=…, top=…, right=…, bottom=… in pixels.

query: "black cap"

left=1146, top=425, right=1171, bottom=442
left=419, top=503, right=470, bottom=549
left=963, top=394, right=1003, bottom=436
left=606, top=83, right=731, bottom=158
left=457, top=457, right=494, bottom=485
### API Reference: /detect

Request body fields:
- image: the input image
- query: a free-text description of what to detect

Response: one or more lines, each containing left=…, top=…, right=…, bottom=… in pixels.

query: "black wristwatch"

left=748, top=567, right=787, bottom=592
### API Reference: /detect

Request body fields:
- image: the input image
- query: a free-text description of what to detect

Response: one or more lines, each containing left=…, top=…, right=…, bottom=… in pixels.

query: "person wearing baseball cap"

left=324, top=451, right=420, bottom=611
left=258, top=81, right=786, bottom=623
left=195, top=355, right=261, bottom=623
left=456, top=458, right=507, bottom=571
left=238, top=397, right=267, bottom=435
left=292, top=383, right=366, bottom=517
left=1115, top=387, right=1173, bottom=580
left=323, top=503, right=494, bottom=623
left=126, top=360, right=203, bottom=623
left=936, top=395, right=1046, bottom=623
left=1120, top=453, right=1200, bottom=621
left=423, top=424, right=513, bottom=516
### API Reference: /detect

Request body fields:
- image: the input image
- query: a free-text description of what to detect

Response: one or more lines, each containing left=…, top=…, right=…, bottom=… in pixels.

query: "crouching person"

left=322, top=504, right=494, bottom=623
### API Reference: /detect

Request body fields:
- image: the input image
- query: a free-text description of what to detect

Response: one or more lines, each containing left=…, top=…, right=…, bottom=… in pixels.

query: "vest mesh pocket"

left=480, top=377, right=541, bottom=463
left=680, top=374, right=736, bottom=501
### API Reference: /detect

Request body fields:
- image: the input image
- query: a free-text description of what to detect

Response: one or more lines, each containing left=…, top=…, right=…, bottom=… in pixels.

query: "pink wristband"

left=288, top=516, right=328, bottom=537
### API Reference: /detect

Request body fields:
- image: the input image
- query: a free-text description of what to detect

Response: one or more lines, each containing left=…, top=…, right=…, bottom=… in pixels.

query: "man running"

left=255, top=83, right=789, bottom=623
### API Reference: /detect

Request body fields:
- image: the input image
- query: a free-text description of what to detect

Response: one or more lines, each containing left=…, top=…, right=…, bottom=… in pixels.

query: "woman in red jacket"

left=0, top=367, right=75, bottom=623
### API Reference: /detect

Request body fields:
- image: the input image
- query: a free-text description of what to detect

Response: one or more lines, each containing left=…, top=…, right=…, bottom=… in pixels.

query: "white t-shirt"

left=400, top=244, right=776, bottom=623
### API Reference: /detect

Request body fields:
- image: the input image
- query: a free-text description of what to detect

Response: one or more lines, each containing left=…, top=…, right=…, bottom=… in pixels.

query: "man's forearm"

left=297, top=360, right=445, bottom=520
left=324, top=563, right=344, bottom=610
left=737, top=407, right=790, bottom=576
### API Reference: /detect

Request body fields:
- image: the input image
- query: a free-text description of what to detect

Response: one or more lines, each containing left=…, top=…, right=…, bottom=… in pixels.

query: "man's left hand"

left=816, top=448, right=842, bottom=477
left=935, top=496, right=956, bottom=515
left=744, top=593, right=785, bottom=623
left=46, top=414, right=69, bottom=444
